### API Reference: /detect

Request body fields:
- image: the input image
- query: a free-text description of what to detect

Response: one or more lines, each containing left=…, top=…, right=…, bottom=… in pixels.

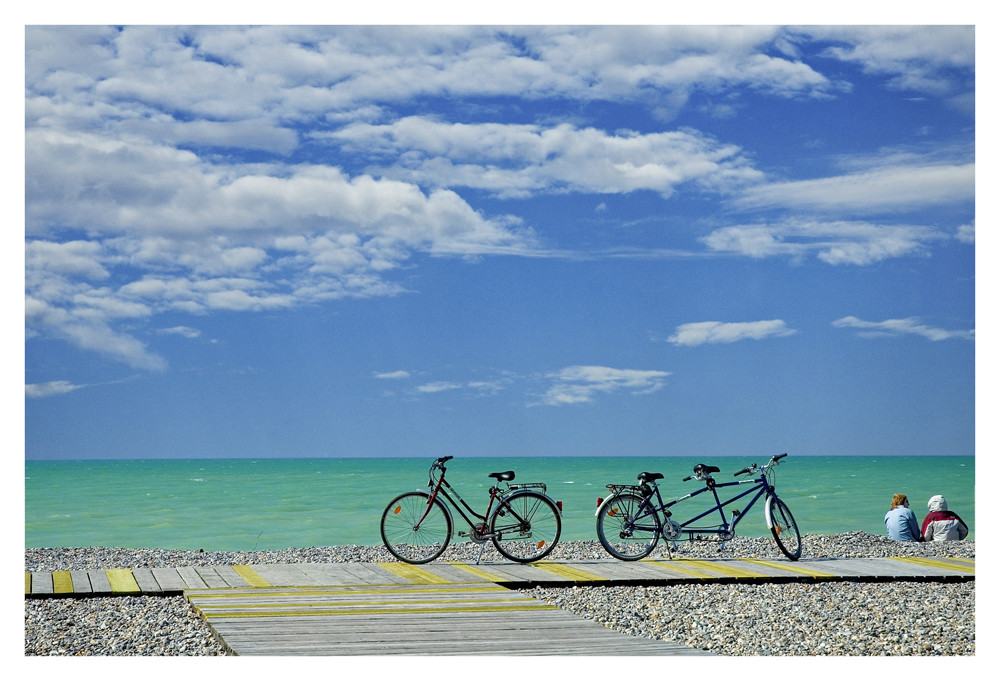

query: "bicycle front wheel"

left=380, top=491, right=453, bottom=564
left=596, top=493, right=660, bottom=560
left=490, top=491, right=561, bottom=562
left=767, top=496, right=802, bottom=561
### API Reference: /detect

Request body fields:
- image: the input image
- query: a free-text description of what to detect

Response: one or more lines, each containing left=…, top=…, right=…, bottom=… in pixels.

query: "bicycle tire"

left=380, top=491, right=453, bottom=564
left=596, top=492, right=660, bottom=560
left=767, top=496, right=802, bottom=561
left=490, top=491, right=561, bottom=562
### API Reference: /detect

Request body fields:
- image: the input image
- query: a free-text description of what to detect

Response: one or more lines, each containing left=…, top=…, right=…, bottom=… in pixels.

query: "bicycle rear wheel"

left=490, top=491, right=561, bottom=562
left=767, top=496, right=802, bottom=561
left=380, top=491, right=452, bottom=564
left=596, top=492, right=660, bottom=560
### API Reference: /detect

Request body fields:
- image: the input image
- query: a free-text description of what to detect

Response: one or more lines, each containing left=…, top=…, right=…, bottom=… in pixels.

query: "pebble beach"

left=25, top=532, right=975, bottom=656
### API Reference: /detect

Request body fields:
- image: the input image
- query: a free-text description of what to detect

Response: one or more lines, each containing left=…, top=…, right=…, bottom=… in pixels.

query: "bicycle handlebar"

left=733, top=453, right=787, bottom=477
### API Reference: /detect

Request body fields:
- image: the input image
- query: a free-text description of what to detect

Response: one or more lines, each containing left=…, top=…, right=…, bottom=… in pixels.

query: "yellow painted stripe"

left=376, top=563, right=453, bottom=584
left=52, top=571, right=74, bottom=594
left=673, top=559, right=769, bottom=579
left=105, top=569, right=141, bottom=594
left=189, top=585, right=509, bottom=599
left=201, top=603, right=558, bottom=619
left=891, top=556, right=975, bottom=574
left=447, top=562, right=506, bottom=581
left=232, top=565, right=272, bottom=587
left=196, top=596, right=537, bottom=611
left=945, top=556, right=975, bottom=564
left=532, top=561, right=604, bottom=581
left=25, top=573, right=31, bottom=594
left=741, top=559, right=837, bottom=578
left=642, top=560, right=714, bottom=579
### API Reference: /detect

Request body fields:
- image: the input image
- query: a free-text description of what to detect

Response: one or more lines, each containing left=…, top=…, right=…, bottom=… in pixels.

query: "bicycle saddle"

left=489, top=470, right=515, bottom=482
left=692, top=463, right=720, bottom=477
left=638, top=472, right=663, bottom=483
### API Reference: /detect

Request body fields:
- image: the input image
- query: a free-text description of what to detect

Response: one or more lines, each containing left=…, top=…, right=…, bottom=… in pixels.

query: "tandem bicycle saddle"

left=691, top=463, right=720, bottom=481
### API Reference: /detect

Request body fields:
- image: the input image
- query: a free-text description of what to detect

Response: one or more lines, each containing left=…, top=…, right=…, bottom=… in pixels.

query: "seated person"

left=884, top=493, right=922, bottom=541
left=921, top=495, right=969, bottom=541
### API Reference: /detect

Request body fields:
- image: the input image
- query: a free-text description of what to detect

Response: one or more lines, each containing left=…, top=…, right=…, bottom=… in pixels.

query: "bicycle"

left=380, top=456, right=562, bottom=564
left=595, top=453, right=802, bottom=561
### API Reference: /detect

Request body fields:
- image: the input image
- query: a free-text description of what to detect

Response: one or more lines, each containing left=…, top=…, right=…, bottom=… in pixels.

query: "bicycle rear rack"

left=507, top=481, right=547, bottom=492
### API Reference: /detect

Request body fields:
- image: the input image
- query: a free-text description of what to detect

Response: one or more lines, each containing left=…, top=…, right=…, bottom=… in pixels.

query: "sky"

left=22, top=20, right=981, bottom=461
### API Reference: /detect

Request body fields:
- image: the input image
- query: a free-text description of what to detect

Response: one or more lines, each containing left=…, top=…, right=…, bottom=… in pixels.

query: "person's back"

left=922, top=495, right=968, bottom=541
left=884, top=493, right=921, bottom=541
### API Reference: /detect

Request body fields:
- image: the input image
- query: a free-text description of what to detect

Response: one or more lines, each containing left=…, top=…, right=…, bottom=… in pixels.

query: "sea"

left=24, top=456, right=974, bottom=551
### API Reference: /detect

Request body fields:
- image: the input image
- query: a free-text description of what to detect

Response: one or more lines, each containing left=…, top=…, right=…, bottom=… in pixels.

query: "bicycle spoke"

left=490, top=491, right=561, bottom=562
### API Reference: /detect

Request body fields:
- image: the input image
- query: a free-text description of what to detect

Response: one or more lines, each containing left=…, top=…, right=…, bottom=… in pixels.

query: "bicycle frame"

left=417, top=460, right=537, bottom=540
left=597, top=463, right=778, bottom=544
left=651, top=474, right=772, bottom=540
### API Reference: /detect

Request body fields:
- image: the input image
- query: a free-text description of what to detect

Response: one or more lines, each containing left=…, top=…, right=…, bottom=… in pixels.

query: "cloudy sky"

left=23, top=23, right=976, bottom=460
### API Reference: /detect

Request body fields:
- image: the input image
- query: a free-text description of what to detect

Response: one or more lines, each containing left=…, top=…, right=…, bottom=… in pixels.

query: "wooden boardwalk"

left=25, top=555, right=975, bottom=597
left=25, top=556, right=974, bottom=655
left=186, top=583, right=708, bottom=655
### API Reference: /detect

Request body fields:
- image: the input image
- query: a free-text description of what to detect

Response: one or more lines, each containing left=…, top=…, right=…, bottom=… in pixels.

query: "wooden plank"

left=87, top=569, right=112, bottom=595
left=151, top=567, right=190, bottom=592
left=338, top=562, right=410, bottom=585
left=232, top=565, right=273, bottom=588
left=249, top=564, right=318, bottom=587
left=377, top=562, right=453, bottom=584
left=292, top=564, right=358, bottom=586
left=175, top=566, right=210, bottom=589
left=531, top=561, right=606, bottom=582
left=30, top=571, right=53, bottom=595
left=69, top=570, right=93, bottom=594
left=52, top=570, right=75, bottom=594
left=194, top=566, right=231, bottom=588
left=891, top=556, right=975, bottom=575
left=106, top=569, right=141, bottom=595
left=131, top=568, right=163, bottom=594
left=213, top=565, right=252, bottom=588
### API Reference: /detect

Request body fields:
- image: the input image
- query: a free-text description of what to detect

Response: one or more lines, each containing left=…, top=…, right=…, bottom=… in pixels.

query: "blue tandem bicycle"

left=595, top=453, right=802, bottom=561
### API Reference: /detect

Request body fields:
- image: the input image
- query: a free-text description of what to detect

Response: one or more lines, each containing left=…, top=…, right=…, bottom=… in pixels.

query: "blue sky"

left=23, top=23, right=978, bottom=460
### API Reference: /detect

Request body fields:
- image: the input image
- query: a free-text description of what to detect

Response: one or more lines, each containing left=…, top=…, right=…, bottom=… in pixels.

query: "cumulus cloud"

left=25, top=380, right=85, bottom=398
left=832, top=316, right=974, bottom=341
left=374, top=370, right=411, bottom=380
left=667, top=320, right=797, bottom=347
left=539, top=365, right=670, bottom=406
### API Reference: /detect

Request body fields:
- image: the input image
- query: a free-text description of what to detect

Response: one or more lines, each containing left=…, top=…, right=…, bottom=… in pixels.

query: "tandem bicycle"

left=380, top=456, right=562, bottom=564
left=595, top=453, right=802, bottom=561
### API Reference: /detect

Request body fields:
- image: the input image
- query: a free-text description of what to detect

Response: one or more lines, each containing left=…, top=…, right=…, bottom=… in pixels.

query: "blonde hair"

left=890, top=493, right=908, bottom=510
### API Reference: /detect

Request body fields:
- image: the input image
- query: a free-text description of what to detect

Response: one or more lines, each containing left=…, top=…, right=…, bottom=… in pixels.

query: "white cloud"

left=734, top=163, right=974, bottom=214
left=416, top=381, right=464, bottom=394
left=701, top=220, right=946, bottom=265
left=956, top=222, right=975, bottom=244
left=807, top=26, right=974, bottom=107
left=327, top=118, right=763, bottom=198
left=667, top=320, right=796, bottom=347
left=375, top=370, right=411, bottom=380
left=539, top=365, right=670, bottom=406
left=158, top=326, right=202, bottom=339
left=832, top=316, right=974, bottom=341
left=25, top=380, right=85, bottom=398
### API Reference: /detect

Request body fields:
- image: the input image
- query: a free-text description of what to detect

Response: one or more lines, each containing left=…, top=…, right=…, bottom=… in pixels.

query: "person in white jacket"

left=921, top=495, right=969, bottom=541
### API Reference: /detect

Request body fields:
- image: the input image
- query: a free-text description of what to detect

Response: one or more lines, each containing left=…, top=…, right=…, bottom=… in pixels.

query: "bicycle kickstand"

left=475, top=541, right=487, bottom=565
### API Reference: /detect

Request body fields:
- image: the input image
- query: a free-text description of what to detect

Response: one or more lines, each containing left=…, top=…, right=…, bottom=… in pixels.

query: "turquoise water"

left=25, top=456, right=974, bottom=550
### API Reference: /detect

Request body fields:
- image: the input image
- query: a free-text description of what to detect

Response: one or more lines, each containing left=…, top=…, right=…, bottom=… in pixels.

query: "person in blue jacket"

left=884, top=493, right=922, bottom=541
